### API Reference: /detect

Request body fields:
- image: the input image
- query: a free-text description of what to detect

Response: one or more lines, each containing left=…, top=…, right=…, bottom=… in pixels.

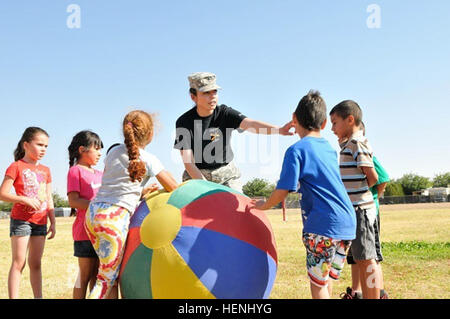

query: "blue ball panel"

left=172, top=226, right=277, bottom=299
left=129, top=201, right=150, bottom=229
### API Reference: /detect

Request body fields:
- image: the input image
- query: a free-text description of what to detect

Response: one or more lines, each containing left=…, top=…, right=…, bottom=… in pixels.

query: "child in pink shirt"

left=67, top=130, right=105, bottom=299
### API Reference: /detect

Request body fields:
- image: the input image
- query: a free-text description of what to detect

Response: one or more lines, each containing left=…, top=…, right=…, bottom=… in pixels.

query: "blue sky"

left=1, top=1, right=449, bottom=196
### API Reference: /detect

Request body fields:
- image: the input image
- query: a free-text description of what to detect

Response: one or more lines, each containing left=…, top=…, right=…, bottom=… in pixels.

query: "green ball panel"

left=120, top=244, right=153, bottom=299
left=168, top=180, right=243, bottom=209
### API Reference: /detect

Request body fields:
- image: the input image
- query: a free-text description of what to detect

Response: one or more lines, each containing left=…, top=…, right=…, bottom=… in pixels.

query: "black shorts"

left=347, top=212, right=383, bottom=264
left=74, top=240, right=97, bottom=258
left=10, top=218, right=47, bottom=237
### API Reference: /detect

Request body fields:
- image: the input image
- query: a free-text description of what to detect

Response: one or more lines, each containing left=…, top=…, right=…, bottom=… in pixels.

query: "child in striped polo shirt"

left=329, top=100, right=382, bottom=299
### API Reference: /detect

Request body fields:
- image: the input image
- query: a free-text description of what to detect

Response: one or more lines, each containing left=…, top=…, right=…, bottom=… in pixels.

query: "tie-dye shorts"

left=85, top=202, right=131, bottom=299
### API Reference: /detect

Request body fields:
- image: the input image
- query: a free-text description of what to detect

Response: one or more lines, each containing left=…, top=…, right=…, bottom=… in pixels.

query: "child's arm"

left=67, top=192, right=90, bottom=210
left=376, top=182, right=388, bottom=198
left=155, top=170, right=178, bottom=192
left=361, top=166, right=378, bottom=188
left=251, top=189, right=289, bottom=211
left=46, top=182, right=56, bottom=240
left=0, top=176, right=41, bottom=210
left=141, top=171, right=179, bottom=198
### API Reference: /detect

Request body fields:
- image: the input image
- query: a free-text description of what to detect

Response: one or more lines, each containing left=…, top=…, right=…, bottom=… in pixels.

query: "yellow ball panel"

left=151, top=244, right=215, bottom=299
left=140, top=193, right=181, bottom=250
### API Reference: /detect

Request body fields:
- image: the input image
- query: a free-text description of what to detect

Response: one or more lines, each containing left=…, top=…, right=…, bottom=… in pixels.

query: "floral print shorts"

left=302, top=233, right=351, bottom=287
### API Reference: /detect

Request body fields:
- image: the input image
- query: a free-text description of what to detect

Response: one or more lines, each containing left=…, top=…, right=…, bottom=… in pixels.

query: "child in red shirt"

left=0, top=127, right=56, bottom=299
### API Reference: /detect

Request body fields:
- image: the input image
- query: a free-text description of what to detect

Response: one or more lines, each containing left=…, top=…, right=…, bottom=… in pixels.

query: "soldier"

left=174, top=72, right=294, bottom=192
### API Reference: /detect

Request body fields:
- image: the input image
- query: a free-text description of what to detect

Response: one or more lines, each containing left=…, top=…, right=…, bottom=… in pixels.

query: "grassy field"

left=0, top=202, right=449, bottom=299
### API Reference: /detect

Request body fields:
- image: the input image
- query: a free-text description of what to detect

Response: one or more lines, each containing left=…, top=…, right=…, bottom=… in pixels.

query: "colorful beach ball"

left=119, top=180, right=278, bottom=299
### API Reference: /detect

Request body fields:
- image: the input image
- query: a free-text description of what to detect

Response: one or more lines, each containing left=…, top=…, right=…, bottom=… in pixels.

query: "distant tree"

left=0, top=201, right=13, bottom=212
left=242, top=178, right=275, bottom=198
left=397, top=173, right=432, bottom=195
left=384, top=181, right=405, bottom=196
left=432, top=172, right=450, bottom=188
left=52, top=193, right=69, bottom=208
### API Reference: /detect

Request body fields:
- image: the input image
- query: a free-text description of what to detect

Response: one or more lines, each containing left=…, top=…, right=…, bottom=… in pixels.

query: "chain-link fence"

left=272, top=194, right=450, bottom=209
left=380, top=194, right=450, bottom=205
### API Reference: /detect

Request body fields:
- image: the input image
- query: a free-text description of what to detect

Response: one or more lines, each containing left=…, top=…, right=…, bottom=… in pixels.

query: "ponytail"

left=14, top=127, right=49, bottom=161
left=123, top=111, right=154, bottom=182
left=14, top=141, right=25, bottom=162
left=68, top=142, right=78, bottom=166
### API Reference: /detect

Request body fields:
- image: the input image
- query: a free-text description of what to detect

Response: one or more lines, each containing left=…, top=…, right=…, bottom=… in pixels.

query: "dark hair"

left=329, top=100, right=362, bottom=126
left=189, top=88, right=197, bottom=96
left=294, top=90, right=327, bottom=130
left=106, top=143, right=121, bottom=155
left=68, top=130, right=104, bottom=166
left=123, top=110, right=154, bottom=182
left=14, top=127, right=49, bottom=161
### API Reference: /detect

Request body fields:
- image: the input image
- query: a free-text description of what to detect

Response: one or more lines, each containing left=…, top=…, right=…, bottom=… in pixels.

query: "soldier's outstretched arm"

left=239, top=118, right=294, bottom=136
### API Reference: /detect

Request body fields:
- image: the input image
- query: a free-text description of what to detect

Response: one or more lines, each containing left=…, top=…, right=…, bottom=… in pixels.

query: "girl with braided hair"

left=85, top=110, right=178, bottom=299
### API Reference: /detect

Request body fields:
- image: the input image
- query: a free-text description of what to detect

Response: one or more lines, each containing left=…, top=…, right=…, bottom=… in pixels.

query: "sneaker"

left=380, top=289, right=389, bottom=299
left=340, top=287, right=362, bottom=299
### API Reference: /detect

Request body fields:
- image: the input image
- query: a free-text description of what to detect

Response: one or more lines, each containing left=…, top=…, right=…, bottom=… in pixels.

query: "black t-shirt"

left=174, top=104, right=247, bottom=169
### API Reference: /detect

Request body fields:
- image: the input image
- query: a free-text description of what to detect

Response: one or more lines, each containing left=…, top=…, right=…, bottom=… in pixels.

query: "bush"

left=0, top=201, right=13, bottom=212
left=242, top=178, right=275, bottom=198
left=52, top=193, right=69, bottom=208
left=384, top=181, right=405, bottom=196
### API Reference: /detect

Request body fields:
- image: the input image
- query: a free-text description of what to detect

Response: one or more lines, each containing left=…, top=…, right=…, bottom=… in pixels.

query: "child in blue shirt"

left=252, top=90, right=356, bottom=299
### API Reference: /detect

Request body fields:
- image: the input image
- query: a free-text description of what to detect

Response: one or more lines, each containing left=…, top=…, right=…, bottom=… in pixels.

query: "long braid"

left=123, top=111, right=153, bottom=182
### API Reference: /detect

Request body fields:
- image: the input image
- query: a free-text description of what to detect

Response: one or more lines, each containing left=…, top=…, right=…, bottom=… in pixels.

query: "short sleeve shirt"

left=5, top=160, right=52, bottom=225
left=174, top=104, right=247, bottom=169
left=339, top=131, right=376, bottom=210
left=67, top=165, right=103, bottom=241
left=276, top=137, right=356, bottom=240
left=370, top=156, right=390, bottom=212
left=93, top=144, right=164, bottom=212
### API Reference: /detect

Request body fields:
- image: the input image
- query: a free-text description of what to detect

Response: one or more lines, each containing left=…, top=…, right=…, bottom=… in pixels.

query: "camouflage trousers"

left=182, top=160, right=243, bottom=193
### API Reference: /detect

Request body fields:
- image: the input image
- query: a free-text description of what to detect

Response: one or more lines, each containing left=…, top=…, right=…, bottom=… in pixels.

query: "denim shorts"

left=74, top=240, right=98, bottom=258
left=10, top=218, right=47, bottom=237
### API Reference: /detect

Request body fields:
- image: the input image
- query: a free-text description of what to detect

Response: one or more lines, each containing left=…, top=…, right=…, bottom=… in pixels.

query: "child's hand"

left=249, top=199, right=267, bottom=210
left=22, top=197, right=41, bottom=211
left=47, top=222, right=56, bottom=240
left=142, top=183, right=160, bottom=197
left=279, top=121, right=295, bottom=136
